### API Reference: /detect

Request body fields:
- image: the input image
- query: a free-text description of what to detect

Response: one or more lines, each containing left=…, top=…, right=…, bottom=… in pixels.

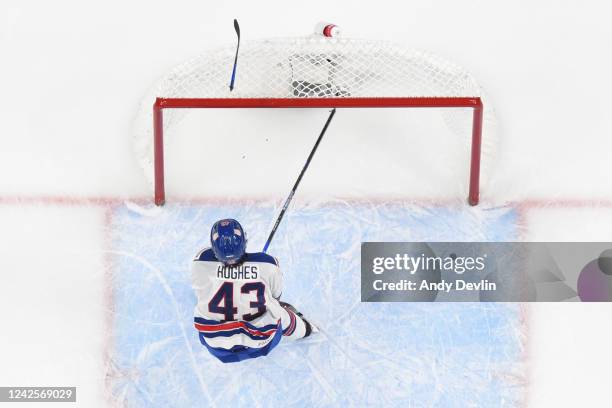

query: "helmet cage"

left=210, top=219, right=247, bottom=265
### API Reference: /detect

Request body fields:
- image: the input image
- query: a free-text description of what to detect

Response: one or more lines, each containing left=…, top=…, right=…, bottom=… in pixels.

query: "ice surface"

left=108, top=201, right=524, bottom=407
left=2, top=1, right=612, bottom=406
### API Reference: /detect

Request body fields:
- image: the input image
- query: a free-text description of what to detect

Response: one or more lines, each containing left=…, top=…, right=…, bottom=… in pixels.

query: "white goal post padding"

left=133, top=36, right=498, bottom=203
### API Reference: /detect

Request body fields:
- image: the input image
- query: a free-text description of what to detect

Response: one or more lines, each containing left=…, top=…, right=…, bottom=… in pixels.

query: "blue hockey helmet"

left=210, top=219, right=247, bottom=265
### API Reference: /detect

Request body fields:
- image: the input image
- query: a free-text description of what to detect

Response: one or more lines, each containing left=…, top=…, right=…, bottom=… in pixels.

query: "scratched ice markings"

left=108, top=202, right=523, bottom=407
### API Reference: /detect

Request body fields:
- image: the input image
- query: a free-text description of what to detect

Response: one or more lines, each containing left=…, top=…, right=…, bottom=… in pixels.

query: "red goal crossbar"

left=152, top=97, right=483, bottom=206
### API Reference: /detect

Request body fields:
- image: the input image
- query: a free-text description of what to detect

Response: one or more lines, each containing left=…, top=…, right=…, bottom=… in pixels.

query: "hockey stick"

left=263, top=108, right=337, bottom=253
left=229, top=19, right=240, bottom=91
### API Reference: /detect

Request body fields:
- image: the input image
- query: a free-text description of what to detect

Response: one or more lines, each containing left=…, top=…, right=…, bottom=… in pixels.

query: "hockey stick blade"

left=229, top=19, right=241, bottom=91
left=263, top=108, right=337, bottom=253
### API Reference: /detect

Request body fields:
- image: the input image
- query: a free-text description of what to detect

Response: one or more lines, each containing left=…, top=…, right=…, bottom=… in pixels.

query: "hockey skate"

left=279, top=301, right=319, bottom=337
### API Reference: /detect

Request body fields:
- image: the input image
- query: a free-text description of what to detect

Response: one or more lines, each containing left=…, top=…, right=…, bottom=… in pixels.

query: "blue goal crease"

left=108, top=203, right=522, bottom=408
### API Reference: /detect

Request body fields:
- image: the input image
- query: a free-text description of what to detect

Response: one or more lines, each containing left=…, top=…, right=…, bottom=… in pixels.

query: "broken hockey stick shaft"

left=263, top=108, right=337, bottom=253
left=229, top=19, right=240, bottom=91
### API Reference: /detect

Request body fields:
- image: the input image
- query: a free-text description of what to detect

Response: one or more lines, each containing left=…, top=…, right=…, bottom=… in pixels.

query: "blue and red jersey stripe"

left=194, top=316, right=280, bottom=341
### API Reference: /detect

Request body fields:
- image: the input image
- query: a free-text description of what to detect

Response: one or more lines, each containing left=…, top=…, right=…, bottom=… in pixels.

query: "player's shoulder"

left=245, top=252, right=279, bottom=266
left=193, top=247, right=217, bottom=262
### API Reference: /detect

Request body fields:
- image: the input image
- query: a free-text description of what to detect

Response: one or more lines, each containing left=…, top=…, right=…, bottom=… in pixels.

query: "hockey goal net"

left=133, top=36, right=498, bottom=206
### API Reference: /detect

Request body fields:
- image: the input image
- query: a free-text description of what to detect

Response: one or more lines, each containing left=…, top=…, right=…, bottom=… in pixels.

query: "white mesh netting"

left=133, top=36, right=498, bottom=194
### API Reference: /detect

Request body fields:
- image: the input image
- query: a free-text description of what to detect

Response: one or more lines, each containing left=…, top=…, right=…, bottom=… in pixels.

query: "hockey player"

left=191, top=218, right=316, bottom=363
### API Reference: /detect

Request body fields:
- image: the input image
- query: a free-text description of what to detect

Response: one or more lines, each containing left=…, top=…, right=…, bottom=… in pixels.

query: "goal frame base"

left=152, top=97, right=483, bottom=206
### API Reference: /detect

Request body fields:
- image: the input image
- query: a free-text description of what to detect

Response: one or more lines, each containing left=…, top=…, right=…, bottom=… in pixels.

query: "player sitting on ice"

left=191, top=219, right=316, bottom=363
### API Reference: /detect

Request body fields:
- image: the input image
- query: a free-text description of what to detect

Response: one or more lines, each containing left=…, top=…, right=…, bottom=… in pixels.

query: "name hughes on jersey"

left=217, top=264, right=259, bottom=280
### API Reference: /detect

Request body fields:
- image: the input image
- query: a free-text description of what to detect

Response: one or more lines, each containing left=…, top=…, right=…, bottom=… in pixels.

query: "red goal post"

left=152, top=96, right=484, bottom=206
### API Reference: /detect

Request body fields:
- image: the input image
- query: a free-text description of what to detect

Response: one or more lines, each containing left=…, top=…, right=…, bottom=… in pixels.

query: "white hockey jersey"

left=191, top=247, right=289, bottom=355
